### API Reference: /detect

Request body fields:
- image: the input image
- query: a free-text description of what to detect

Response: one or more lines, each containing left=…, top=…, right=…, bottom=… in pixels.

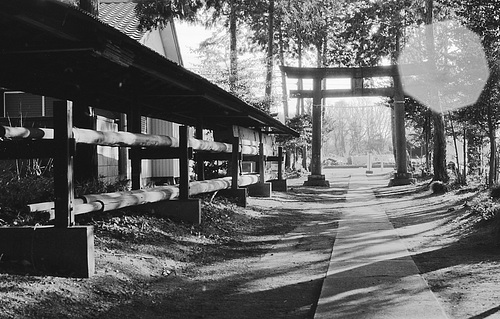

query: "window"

left=3, top=92, right=61, bottom=118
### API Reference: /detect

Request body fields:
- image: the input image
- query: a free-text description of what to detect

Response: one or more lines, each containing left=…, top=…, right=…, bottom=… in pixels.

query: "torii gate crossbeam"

left=282, top=65, right=413, bottom=187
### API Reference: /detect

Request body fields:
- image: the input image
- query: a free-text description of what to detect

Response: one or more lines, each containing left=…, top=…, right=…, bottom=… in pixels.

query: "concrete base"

left=0, top=226, right=94, bottom=278
left=270, top=179, right=287, bottom=192
left=365, top=170, right=373, bottom=174
left=389, top=172, right=414, bottom=186
left=147, top=198, right=201, bottom=224
left=218, top=188, right=248, bottom=207
left=247, top=182, right=272, bottom=197
left=304, top=174, right=331, bottom=187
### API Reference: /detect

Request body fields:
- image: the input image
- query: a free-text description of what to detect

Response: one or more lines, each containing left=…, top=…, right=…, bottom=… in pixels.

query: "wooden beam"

left=281, top=64, right=425, bottom=79
left=290, top=87, right=395, bottom=98
left=28, top=175, right=261, bottom=216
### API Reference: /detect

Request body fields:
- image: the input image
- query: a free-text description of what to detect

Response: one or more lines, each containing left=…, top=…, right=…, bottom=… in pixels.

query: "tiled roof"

left=98, top=1, right=145, bottom=41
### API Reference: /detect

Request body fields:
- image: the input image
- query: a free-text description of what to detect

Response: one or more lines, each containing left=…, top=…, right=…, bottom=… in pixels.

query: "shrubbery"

left=430, top=180, right=448, bottom=194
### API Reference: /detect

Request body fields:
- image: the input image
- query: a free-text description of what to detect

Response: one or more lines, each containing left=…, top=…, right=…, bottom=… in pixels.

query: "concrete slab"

left=247, top=182, right=272, bottom=197
left=316, top=275, right=446, bottom=319
left=0, top=225, right=95, bottom=278
left=147, top=198, right=201, bottom=224
left=314, top=181, right=448, bottom=319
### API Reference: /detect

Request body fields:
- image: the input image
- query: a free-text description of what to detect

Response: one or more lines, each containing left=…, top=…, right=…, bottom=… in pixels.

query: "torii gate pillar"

left=304, top=77, right=330, bottom=187
left=389, top=73, right=413, bottom=186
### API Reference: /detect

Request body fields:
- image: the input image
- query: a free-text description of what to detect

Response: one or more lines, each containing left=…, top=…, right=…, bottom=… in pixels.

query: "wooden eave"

left=0, top=0, right=298, bottom=137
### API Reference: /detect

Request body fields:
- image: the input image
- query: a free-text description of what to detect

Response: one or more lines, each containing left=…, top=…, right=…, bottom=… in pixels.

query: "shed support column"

left=151, top=125, right=201, bottom=224
left=179, top=126, right=190, bottom=200
left=390, top=74, right=413, bottom=186
left=271, top=146, right=287, bottom=192
left=278, top=146, right=283, bottom=180
left=248, top=130, right=271, bottom=197
left=304, top=77, right=330, bottom=187
left=195, top=118, right=205, bottom=181
left=219, top=134, right=247, bottom=206
left=54, top=100, right=75, bottom=228
left=0, top=100, right=96, bottom=278
left=129, top=105, right=142, bottom=190
left=231, top=135, right=240, bottom=190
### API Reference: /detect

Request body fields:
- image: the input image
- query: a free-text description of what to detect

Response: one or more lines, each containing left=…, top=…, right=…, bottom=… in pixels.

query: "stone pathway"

left=314, top=172, right=448, bottom=319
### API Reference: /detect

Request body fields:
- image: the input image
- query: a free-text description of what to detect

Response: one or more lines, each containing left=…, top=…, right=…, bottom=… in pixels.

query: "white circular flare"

left=397, top=20, right=489, bottom=113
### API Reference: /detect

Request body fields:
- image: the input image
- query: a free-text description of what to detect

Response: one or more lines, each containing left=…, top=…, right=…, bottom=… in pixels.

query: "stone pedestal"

left=218, top=188, right=248, bottom=207
left=389, top=172, right=414, bottom=186
left=147, top=198, right=202, bottom=224
left=247, top=182, right=272, bottom=197
left=0, top=226, right=94, bottom=278
left=270, top=179, right=287, bottom=192
left=304, top=175, right=330, bottom=187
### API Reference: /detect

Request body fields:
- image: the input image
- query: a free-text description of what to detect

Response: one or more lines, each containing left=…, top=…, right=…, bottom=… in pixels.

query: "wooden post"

left=258, top=131, right=265, bottom=183
left=53, top=101, right=75, bottom=228
left=179, top=126, right=190, bottom=200
left=277, top=146, right=283, bottom=180
left=231, top=135, right=240, bottom=190
left=129, top=105, right=142, bottom=190
left=118, top=113, right=128, bottom=180
left=195, top=118, right=205, bottom=181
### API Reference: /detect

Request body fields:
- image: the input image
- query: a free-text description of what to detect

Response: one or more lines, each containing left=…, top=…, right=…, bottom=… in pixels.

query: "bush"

left=0, top=176, right=54, bottom=211
left=490, top=184, right=500, bottom=199
left=74, top=177, right=130, bottom=198
left=430, top=181, right=448, bottom=194
left=0, top=176, right=130, bottom=226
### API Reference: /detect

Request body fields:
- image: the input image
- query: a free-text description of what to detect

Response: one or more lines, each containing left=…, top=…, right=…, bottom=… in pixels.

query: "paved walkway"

left=314, top=172, right=448, bottom=319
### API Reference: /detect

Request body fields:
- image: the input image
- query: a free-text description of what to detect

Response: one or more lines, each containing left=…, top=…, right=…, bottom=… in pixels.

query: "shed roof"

left=99, top=1, right=145, bottom=41
left=0, top=0, right=298, bottom=136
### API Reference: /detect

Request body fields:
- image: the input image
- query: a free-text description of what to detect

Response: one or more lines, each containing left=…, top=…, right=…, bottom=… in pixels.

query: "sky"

left=175, top=21, right=212, bottom=69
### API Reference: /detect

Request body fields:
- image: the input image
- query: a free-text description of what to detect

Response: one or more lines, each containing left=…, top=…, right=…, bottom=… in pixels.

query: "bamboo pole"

left=0, top=126, right=258, bottom=155
left=27, top=175, right=259, bottom=216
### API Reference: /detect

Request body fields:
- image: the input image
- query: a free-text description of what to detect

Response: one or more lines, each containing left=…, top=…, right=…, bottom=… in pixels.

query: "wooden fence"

left=0, top=101, right=285, bottom=226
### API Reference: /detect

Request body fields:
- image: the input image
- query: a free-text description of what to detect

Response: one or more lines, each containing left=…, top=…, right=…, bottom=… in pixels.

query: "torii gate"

left=282, top=65, right=413, bottom=187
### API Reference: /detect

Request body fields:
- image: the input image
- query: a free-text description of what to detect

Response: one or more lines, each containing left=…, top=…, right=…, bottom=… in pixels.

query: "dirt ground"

left=1, top=175, right=500, bottom=318
left=378, top=184, right=500, bottom=319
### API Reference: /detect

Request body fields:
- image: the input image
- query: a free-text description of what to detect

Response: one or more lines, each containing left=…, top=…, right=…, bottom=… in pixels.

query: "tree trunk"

left=79, top=0, right=98, bottom=16
left=463, top=127, right=467, bottom=179
left=278, top=21, right=289, bottom=120
left=296, top=34, right=303, bottom=115
left=425, top=111, right=431, bottom=173
left=488, top=130, right=497, bottom=186
left=425, top=0, right=448, bottom=182
left=264, top=0, right=275, bottom=110
left=448, top=114, right=463, bottom=184
left=302, top=145, right=307, bottom=171
left=229, top=0, right=237, bottom=93
left=285, top=149, right=291, bottom=169
left=432, top=111, right=449, bottom=182
left=487, top=102, right=497, bottom=186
